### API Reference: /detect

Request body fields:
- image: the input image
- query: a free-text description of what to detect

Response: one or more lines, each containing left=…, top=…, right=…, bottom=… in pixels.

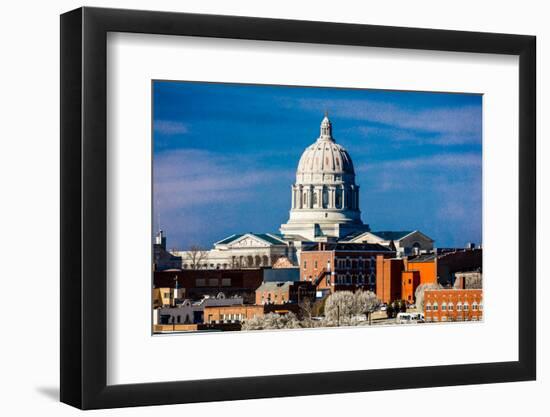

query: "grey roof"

left=302, top=242, right=393, bottom=252
left=256, top=281, right=293, bottom=292
left=371, top=231, right=413, bottom=241
left=407, top=254, right=437, bottom=262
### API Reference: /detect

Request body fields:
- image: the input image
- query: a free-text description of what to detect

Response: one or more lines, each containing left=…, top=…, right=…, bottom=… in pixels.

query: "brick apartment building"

left=423, top=288, right=483, bottom=322
left=203, top=304, right=264, bottom=324
left=300, top=242, right=394, bottom=293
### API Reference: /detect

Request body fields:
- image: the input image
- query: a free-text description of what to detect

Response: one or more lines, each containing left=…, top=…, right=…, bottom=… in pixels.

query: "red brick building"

left=300, top=242, right=394, bottom=293
left=204, top=304, right=264, bottom=324
left=424, top=289, right=483, bottom=322
left=376, top=257, right=404, bottom=304
left=375, top=248, right=482, bottom=304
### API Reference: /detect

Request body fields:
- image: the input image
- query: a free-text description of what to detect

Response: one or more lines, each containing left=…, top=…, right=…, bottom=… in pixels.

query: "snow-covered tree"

left=241, top=312, right=302, bottom=331
left=354, top=290, right=381, bottom=324
left=324, top=290, right=381, bottom=326
left=324, top=291, right=356, bottom=326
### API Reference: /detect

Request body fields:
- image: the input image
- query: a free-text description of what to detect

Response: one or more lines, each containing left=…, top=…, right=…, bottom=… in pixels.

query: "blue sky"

left=153, top=81, right=482, bottom=249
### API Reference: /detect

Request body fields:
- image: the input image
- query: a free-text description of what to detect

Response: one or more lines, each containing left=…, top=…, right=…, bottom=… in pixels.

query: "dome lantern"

left=320, top=111, right=333, bottom=140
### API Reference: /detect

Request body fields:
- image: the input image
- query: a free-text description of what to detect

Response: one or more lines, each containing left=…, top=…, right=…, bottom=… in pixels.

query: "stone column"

left=342, top=186, right=346, bottom=209
left=315, top=186, right=323, bottom=208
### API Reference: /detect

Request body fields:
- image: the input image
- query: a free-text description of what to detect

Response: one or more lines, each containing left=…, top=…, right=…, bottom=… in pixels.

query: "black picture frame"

left=60, top=6, right=536, bottom=410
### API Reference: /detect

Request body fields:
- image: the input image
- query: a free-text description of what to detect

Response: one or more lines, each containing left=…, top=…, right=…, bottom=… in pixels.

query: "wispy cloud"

left=154, top=120, right=189, bottom=135
left=154, top=149, right=293, bottom=210
left=284, top=98, right=481, bottom=145
left=357, top=152, right=481, bottom=172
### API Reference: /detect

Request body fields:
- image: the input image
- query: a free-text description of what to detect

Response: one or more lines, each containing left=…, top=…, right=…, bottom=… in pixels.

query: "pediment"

left=228, top=235, right=270, bottom=248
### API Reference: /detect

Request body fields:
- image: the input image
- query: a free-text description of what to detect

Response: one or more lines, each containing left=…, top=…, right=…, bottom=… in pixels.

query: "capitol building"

left=166, top=114, right=433, bottom=270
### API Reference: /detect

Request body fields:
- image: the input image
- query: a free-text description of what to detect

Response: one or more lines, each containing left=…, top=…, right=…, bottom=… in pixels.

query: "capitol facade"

left=161, top=114, right=433, bottom=271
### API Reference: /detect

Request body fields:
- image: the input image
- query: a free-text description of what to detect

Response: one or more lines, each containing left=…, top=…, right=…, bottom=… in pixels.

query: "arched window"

left=441, top=302, right=447, bottom=311
left=335, top=188, right=342, bottom=208
left=312, top=192, right=318, bottom=206
left=433, top=302, right=439, bottom=311
left=448, top=303, right=454, bottom=311
left=426, top=303, right=432, bottom=311
left=322, top=188, right=328, bottom=208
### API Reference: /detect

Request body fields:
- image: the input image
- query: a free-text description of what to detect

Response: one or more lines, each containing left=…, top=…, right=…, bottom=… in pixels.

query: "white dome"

left=280, top=114, right=370, bottom=241
left=296, top=141, right=355, bottom=176
left=296, top=114, right=355, bottom=184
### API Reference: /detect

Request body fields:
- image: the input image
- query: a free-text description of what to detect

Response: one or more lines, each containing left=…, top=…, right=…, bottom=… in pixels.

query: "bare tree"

left=298, top=297, right=315, bottom=327
left=184, top=245, right=209, bottom=270
left=414, top=283, right=442, bottom=310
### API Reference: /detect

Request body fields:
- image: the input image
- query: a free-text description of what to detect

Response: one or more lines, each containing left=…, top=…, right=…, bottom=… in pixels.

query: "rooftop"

left=302, top=242, right=394, bottom=252
left=215, top=233, right=287, bottom=246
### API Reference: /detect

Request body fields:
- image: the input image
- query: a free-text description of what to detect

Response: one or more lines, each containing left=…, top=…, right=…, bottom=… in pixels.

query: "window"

left=426, top=304, right=432, bottom=311
left=463, top=303, right=469, bottom=311
left=335, top=188, right=342, bottom=208
left=208, top=278, right=218, bottom=286
left=457, top=303, right=462, bottom=311
left=433, top=303, right=439, bottom=311
left=314, top=260, right=318, bottom=269
left=441, top=303, right=447, bottom=311
left=303, top=260, right=307, bottom=269
left=472, top=303, right=478, bottom=310
left=221, top=278, right=231, bottom=286
left=195, top=278, right=206, bottom=287
left=448, top=303, right=454, bottom=311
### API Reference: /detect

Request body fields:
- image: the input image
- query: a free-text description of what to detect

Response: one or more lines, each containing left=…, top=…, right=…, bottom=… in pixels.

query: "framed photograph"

left=60, top=6, right=536, bottom=410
